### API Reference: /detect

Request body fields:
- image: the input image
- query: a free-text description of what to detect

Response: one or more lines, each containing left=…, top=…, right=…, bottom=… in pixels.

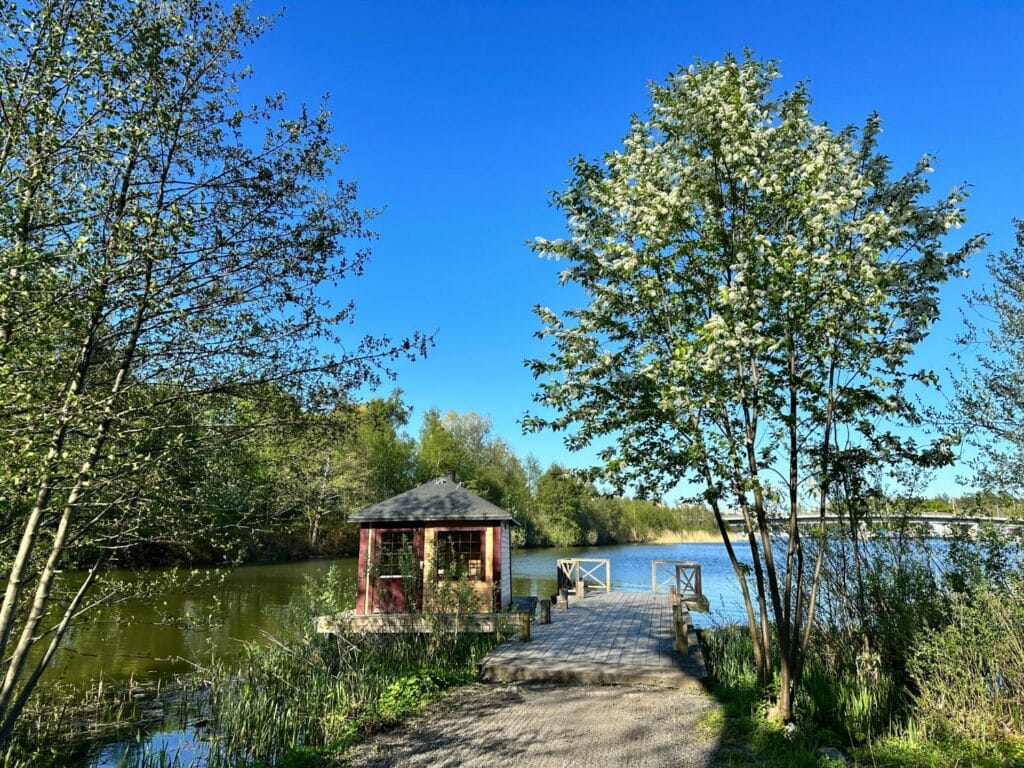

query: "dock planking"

left=479, top=591, right=707, bottom=689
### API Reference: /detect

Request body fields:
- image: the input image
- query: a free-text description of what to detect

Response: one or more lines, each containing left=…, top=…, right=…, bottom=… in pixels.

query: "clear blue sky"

left=245, top=1, right=1023, bottom=500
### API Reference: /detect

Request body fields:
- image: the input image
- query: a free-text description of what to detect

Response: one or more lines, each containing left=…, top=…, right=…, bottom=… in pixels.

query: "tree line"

left=131, top=392, right=717, bottom=566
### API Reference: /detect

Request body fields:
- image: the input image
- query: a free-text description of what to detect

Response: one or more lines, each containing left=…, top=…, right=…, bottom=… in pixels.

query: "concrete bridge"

left=718, top=510, right=1023, bottom=535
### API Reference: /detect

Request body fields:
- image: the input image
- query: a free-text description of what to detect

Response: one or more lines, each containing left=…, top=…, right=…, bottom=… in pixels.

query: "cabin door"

left=374, top=529, right=424, bottom=613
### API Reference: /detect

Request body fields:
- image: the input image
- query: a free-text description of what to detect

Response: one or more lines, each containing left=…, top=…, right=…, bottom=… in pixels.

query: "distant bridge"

left=718, top=510, right=1023, bottom=534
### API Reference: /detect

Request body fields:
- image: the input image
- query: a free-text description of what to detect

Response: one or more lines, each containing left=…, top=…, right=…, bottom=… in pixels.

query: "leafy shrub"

left=909, top=579, right=1024, bottom=740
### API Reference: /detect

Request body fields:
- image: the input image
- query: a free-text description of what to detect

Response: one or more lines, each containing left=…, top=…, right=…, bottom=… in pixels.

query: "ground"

left=344, top=681, right=719, bottom=767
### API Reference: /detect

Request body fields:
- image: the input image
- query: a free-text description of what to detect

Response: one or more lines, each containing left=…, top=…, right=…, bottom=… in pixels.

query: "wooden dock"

left=479, top=591, right=706, bottom=690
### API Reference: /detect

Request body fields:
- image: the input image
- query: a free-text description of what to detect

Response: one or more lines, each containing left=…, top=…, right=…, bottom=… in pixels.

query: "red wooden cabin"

left=350, top=472, right=517, bottom=615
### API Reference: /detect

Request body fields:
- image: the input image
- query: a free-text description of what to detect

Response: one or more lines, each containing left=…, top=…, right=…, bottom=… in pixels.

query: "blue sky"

left=245, top=1, right=1023, bottom=499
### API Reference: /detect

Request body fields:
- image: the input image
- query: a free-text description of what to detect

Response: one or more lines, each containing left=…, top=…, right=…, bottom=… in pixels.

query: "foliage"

left=909, top=579, right=1024, bottom=741
left=945, top=519, right=1024, bottom=594
left=0, top=0, right=431, bottom=744
left=526, top=51, right=979, bottom=719
left=813, top=497, right=947, bottom=695
left=283, top=564, right=353, bottom=642
left=953, top=220, right=1024, bottom=494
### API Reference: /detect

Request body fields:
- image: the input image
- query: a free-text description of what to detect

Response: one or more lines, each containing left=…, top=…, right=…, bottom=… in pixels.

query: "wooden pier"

left=479, top=591, right=706, bottom=690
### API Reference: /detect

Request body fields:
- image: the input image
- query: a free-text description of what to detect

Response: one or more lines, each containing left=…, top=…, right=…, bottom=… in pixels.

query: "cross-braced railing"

left=556, top=557, right=611, bottom=596
left=651, top=560, right=702, bottom=601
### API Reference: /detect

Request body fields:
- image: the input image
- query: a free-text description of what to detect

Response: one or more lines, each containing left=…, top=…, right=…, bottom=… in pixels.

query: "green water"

left=49, top=558, right=357, bottom=687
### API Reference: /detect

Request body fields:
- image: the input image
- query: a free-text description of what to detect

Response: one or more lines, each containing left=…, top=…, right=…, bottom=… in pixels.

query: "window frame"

left=377, top=531, right=413, bottom=579
left=434, top=529, right=484, bottom=581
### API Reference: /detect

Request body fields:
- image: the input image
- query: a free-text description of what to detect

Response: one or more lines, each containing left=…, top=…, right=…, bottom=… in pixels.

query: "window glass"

left=435, top=530, right=483, bottom=580
left=378, top=532, right=410, bottom=577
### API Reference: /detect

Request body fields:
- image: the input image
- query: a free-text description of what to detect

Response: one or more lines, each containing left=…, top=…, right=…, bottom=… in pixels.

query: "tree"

left=415, top=409, right=478, bottom=483
left=954, top=220, right=1024, bottom=494
left=356, top=392, right=417, bottom=503
left=0, top=0, right=428, bottom=741
left=533, top=466, right=590, bottom=547
left=525, top=53, right=979, bottom=720
left=259, top=400, right=371, bottom=552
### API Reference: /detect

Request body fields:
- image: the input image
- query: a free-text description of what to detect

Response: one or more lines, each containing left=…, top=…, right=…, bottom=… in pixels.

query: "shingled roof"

left=348, top=475, right=518, bottom=524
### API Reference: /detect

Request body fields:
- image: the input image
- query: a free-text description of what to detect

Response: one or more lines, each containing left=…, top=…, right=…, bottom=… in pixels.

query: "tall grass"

left=700, top=623, right=901, bottom=744
left=199, top=629, right=495, bottom=767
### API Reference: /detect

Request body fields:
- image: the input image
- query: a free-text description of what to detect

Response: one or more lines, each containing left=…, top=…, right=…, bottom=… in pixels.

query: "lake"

left=51, top=541, right=747, bottom=688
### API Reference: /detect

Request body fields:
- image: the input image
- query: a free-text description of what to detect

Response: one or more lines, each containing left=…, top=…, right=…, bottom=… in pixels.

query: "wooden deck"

left=479, top=591, right=707, bottom=689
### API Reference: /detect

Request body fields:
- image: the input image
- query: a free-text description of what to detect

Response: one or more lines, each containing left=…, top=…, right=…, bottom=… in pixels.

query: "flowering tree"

left=526, top=53, right=980, bottom=720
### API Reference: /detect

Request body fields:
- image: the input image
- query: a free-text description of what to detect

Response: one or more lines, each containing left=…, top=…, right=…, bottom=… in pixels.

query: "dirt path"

left=344, top=681, right=719, bottom=767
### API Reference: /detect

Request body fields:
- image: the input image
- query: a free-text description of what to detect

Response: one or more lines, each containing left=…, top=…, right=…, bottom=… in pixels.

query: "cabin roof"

left=348, top=476, right=518, bottom=524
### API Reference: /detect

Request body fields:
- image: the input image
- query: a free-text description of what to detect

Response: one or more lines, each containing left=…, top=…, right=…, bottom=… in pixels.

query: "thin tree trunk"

left=0, top=558, right=101, bottom=746
left=793, top=360, right=836, bottom=695
left=0, top=149, right=137, bottom=664
left=685, top=404, right=767, bottom=682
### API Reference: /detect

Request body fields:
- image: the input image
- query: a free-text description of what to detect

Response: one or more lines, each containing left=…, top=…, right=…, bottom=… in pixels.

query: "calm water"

left=52, top=541, right=745, bottom=689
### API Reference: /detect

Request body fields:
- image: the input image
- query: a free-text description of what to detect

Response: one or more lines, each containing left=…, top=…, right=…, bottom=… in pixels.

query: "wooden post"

left=559, top=585, right=568, bottom=609
left=672, top=602, right=686, bottom=653
left=576, top=577, right=584, bottom=598
left=539, top=598, right=551, bottom=624
left=669, top=586, right=685, bottom=653
left=517, top=610, right=531, bottom=641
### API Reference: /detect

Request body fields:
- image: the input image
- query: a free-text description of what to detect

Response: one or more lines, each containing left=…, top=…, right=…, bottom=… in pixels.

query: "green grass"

left=699, top=624, right=1024, bottom=768
left=851, top=730, right=1024, bottom=767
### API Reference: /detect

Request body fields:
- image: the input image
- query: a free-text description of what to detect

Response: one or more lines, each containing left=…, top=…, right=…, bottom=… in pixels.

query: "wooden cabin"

left=349, top=471, right=517, bottom=616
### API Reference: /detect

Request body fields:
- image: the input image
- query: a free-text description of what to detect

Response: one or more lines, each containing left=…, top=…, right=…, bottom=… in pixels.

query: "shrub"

left=909, top=579, right=1024, bottom=740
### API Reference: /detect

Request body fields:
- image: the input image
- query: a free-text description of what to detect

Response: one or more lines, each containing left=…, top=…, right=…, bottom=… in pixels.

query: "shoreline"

left=643, top=529, right=741, bottom=544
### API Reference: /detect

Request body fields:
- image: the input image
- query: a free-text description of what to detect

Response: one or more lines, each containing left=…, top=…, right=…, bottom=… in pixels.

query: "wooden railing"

left=668, top=586, right=693, bottom=654
left=556, top=558, right=611, bottom=596
left=651, top=560, right=702, bottom=603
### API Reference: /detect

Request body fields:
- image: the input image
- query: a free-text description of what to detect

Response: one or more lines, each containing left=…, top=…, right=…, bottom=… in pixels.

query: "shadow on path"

left=344, top=681, right=720, bottom=767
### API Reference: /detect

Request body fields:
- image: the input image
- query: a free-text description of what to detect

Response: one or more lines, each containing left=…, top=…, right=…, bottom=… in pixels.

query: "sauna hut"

left=349, top=471, right=517, bottom=616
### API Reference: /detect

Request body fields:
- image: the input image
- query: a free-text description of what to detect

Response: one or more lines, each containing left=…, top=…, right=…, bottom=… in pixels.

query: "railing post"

left=540, top=598, right=551, bottom=624
left=559, top=585, right=568, bottom=610
left=517, top=610, right=531, bottom=641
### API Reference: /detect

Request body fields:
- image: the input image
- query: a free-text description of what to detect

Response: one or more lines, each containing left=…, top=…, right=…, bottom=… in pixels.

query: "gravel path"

left=344, top=681, right=719, bottom=767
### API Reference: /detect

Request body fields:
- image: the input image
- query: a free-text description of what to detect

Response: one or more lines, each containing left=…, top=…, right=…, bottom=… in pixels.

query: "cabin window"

left=378, top=532, right=411, bottom=578
left=435, top=530, right=483, bottom=580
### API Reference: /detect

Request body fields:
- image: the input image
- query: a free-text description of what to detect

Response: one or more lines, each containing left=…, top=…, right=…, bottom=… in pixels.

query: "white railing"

left=651, top=560, right=702, bottom=601
left=556, top=558, right=611, bottom=596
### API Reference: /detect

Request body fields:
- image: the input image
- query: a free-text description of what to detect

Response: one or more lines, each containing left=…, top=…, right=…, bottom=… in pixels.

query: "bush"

left=909, top=579, right=1024, bottom=740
